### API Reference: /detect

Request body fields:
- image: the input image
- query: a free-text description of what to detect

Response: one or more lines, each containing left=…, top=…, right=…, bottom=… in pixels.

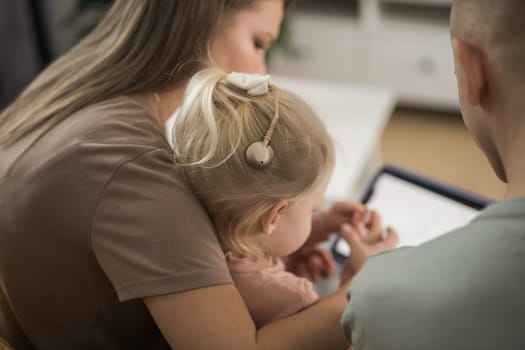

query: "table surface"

left=273, top=75, right=397, bottom=200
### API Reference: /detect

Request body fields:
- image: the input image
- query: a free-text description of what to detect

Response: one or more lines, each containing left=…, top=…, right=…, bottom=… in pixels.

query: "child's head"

left=450, top=0, right=525, bottom=183
left=173, top=68, right=334, bottom=259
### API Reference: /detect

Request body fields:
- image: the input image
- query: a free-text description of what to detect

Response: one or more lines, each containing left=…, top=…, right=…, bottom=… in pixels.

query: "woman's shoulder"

left=27, top=94, right=174, bottom=176
left=1, top=94, right=179, bottom=212
left=73, top=94, right=169, bottom=151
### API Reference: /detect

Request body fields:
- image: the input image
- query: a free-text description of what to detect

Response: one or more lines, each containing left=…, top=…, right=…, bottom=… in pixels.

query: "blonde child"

left=172, top=68, right=396, bottom=328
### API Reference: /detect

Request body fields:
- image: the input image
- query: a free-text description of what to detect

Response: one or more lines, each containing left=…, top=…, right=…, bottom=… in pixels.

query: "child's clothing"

left=226, top=253, right=320, bottom=328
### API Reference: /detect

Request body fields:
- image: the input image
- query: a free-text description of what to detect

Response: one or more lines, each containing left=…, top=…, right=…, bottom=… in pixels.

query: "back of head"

left=451, top=0, right=525, bottom=81
left=173, top=68, right=334, bottom=258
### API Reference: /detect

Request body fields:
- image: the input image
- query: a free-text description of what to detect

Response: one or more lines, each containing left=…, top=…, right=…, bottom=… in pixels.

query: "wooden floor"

left=380, top=108, right=506, bottom=201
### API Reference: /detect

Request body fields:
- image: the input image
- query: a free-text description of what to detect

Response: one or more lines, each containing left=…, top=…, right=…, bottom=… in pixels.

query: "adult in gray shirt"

left=341, top=1, right=525, bottom=349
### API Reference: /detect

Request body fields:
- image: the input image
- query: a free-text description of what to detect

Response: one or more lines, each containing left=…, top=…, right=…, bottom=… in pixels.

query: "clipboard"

left=331, top=165, right=492, bottom=263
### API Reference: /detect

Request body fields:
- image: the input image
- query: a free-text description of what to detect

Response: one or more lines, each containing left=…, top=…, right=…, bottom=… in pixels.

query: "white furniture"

left=274, top=75, right=396, bottom=200
left=270, top=0, right=458, bottom=110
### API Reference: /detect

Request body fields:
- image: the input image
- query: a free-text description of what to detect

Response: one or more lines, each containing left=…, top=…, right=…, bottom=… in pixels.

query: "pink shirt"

left=226, top=253, right=320, bottom=328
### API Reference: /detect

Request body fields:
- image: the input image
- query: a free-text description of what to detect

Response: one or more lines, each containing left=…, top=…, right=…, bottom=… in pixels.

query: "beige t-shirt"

left=0, top=96, right=233, bottom=349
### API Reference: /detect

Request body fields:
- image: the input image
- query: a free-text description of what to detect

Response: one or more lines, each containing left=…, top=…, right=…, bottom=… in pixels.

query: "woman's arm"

left=145, top=224, right=396, bottom=349
left=145, top=283, right=350, bottom=350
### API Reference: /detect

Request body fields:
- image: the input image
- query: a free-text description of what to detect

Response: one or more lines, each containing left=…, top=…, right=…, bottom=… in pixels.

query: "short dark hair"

left=451, top=0, right=525, bottom=79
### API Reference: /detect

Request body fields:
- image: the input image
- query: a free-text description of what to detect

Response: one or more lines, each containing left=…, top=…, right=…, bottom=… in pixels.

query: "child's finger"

left=382, top=227, right=399, bottom=248
left=307, top=255, right=326, bottom=281
left=362, top=210, right=383, bottom=243
left=333, top=201, right=365, bottom=216
left=369, top=227, right=399, bottom=255
left=339, top=224, right=368, bottom=283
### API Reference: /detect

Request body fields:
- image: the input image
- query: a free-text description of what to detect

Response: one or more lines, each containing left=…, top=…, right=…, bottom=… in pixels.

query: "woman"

left=0, top=1, right=396, bottom=349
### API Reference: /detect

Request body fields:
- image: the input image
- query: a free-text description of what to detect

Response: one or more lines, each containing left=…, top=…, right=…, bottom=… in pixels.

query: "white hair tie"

left=224, top=72, right=272, bottom=96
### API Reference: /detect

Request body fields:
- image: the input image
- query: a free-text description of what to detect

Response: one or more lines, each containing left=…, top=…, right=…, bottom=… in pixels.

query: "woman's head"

left=0, top=0, right=288, bottom=146
left=173, top=68, right=334, bottom=259
left=213, top=0, right=286, bottom=74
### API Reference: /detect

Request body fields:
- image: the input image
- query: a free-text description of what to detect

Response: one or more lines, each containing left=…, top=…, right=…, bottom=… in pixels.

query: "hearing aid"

left=245, top=89, right=280, bottom=170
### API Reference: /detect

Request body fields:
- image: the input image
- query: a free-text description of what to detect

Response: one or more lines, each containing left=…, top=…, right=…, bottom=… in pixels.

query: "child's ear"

left=452, top=38, right=488, bottom=106
left=260, top=200, right=289, bottom=235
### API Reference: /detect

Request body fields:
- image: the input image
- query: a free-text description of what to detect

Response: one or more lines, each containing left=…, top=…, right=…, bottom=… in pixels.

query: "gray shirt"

left=342, top=197, right=525, bottom=350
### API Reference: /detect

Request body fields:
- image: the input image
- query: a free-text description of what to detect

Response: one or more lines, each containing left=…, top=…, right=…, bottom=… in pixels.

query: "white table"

left=273, top=76, right=397, bottom=200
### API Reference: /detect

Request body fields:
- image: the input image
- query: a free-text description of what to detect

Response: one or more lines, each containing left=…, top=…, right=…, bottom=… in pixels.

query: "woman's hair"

left=173, top=68, right=334, bottom=258
left=0, top=0, right=291, bottom=146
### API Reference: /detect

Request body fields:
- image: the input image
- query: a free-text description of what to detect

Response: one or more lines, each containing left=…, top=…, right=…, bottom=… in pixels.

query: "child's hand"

left=289, top=199, right=365, bottom=281
left=284, top=244, right=336, bottom=282
left=339, top=223, right=398, bottom=284
left=310, top=201, right=366, bottom=244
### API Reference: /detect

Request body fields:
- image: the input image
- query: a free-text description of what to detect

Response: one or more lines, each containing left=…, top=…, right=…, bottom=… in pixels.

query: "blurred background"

left=271, top=0, right=505, bottom=200
left=0, top=0, right=107, bottom=106
left=0, top=0, right=505, bottom=200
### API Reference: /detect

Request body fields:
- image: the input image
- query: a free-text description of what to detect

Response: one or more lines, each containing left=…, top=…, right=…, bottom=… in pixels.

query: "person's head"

left=213, top=0, right=285, bottom=74
left=173, top=68, right=334, bottom=259
left=450, top=0, right=525, bottom=183
left=0, top=0, right=288, bottom=147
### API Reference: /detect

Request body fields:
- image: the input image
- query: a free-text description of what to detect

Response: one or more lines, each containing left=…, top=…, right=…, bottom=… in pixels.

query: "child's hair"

left=173, top=68, right=334, bottom=258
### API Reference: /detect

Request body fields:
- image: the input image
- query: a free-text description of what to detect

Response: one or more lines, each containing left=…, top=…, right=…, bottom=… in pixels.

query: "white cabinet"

left=269, top=0, right=459, bottom=110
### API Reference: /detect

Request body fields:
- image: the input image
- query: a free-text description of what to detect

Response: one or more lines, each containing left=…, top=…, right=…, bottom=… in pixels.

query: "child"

left=172, top=67, right=342, bottom=328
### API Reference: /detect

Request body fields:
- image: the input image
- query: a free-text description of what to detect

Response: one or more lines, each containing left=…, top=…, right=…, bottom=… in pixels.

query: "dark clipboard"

left=331, top=164, right=492, bottom=263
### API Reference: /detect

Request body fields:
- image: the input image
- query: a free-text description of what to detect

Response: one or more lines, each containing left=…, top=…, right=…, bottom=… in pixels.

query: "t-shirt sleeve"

left=91, top=148, right=233, bottom=302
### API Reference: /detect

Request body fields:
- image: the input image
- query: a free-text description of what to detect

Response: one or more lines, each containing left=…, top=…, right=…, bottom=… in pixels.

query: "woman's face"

left=211, top=1, right=284, bottom=74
